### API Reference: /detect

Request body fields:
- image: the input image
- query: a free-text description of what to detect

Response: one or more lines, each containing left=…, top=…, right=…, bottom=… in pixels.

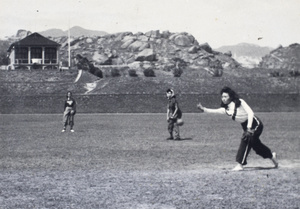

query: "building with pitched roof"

left=7, top=32, right=61, bottom=70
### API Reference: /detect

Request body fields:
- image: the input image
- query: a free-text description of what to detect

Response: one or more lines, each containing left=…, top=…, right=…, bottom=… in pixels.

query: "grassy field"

left=0, top=113, right=299, bottom=208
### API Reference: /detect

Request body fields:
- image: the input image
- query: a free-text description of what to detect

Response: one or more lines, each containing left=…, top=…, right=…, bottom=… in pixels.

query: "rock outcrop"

left=259, top=43, right=300, bottom=72
left=16, top=30, right=32, bottom=39
left=50, top=30, right=240, bottom=76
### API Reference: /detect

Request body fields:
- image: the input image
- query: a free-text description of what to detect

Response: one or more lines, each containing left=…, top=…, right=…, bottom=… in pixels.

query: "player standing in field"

left=166, top=89, right=182, bottom=140
left=197, top=86, right=278, bottom=171
left=62, top=91, right=77, bottom=132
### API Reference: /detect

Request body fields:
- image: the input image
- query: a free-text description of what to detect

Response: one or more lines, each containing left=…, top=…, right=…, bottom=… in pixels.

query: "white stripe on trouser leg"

left=242, top=141, right=250, bottom=165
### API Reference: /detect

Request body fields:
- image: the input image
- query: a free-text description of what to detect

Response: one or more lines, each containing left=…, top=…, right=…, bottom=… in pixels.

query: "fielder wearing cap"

left=166, top=89, right=183, bottom=140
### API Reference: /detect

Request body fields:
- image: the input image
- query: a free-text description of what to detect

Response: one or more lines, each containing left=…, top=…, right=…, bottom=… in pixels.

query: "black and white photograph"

left=0, top=0, right=299, bottom=208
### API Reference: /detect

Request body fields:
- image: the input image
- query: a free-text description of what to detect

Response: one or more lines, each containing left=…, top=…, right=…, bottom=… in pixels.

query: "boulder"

left=173, top=34, right=192, bottom=46
left=128, top=61, right=141, bottom=70
left=135, top=49, right=156, bottom=61
left=126, top=56, right=136, bottom=64
left=199, top=43, right=213, bottom=53
left=121, top=39, right=136, bottom=49
left=97, top=37, right=106, bottom=44
left=188, top=46, right=199, bottom=54
left=93, top=52, right=111, bottom=65
left=16, top=30, right=31, bottom=39
left=224, top=51, right=232, bottom=57
left=137, top=35, right=149, bottom=42
left=142, top=61, right=153, bottom=70
left=115, top=32, right=133, bottom=41
left=86, top=38, right=93, bottom=43
left=128, top=41, right=149, bottom=52
left=145, top=30, right=160, bottom=38
left=122, top=35, right=136, bottom=42
left=111, top=57, right=125, bottom=65
left=161, top=30, right=171, bottom=39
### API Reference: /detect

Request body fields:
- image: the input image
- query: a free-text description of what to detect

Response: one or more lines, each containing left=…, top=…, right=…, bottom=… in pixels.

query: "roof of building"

left=8, top=32, right=60, bottom=52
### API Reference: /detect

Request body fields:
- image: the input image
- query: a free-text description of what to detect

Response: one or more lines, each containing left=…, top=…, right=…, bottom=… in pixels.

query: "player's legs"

left=62, top=108, right=71, bottom=131
left=251, top=137, right=273, bottom=159
left=236, top=117, right=263, bottom=166
left=173, top=120, right=180, bottom=140
left=248, top=122, right=272, bottom=159
left=236, top=136, right=251, bottom=166
left=69, top=113, right=75, bottom=131
left=167, top=119, right=174, bottom=139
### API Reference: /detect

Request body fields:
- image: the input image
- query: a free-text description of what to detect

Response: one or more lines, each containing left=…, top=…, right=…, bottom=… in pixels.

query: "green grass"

left=0, top=113, right=299, bottom=208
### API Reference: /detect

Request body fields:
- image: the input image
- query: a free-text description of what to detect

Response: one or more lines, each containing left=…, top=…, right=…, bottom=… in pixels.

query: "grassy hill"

left=0, top=68, right=299, bottom=95
left=0, top=68, right=299, bottom=113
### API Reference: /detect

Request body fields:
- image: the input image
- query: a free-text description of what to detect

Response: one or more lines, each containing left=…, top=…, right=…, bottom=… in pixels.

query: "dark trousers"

left=168, top=119, right=180, bottom=139
left=236, top=117, right=273, bottom=165
left=63, top=107, right=75, bottom=128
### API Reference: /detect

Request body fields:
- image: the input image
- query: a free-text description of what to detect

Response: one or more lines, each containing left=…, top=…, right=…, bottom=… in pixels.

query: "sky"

left=1, top=0, right=299, bottom=48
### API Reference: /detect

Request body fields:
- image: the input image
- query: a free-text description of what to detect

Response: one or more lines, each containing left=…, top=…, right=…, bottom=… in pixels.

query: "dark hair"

left=166, top=89, right=173, bottom=94
left=220, top=87, right=241, bottom=108
left=66, top=91, right=72, bottom=98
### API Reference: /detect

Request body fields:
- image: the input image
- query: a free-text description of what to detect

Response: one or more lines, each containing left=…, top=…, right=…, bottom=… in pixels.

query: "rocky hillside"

left=215, top=43, right=273, bottom=68
left=259, top=43, right=300, bottom=73
left=59, top=30, right=242, bottom=77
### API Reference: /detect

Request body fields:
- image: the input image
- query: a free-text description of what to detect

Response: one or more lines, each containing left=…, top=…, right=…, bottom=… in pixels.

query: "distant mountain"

left=39, top=26, right=108, bottom=37
left=39, top=29, right=65, bottom=37
left=215, top=43, right=273, bottom=68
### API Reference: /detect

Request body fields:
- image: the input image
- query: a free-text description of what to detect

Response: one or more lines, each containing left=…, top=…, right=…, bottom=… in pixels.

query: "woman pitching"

left=197, top=86, right=278, bottom=171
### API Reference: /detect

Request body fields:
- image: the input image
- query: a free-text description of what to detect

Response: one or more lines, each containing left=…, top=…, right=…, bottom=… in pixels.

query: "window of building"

left=45, top=47, right=57, bottom=63
left=15, top=47, right=28, bottom=63
left=31, top=47, right=42, bottom=59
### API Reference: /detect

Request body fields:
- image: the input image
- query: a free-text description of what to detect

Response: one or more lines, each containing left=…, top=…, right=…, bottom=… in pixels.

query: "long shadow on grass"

left=165, top=138, right=193, bottom=141
left=244, top=166, right=278, bottom=171
left=180, top=138, right=193, bottom=141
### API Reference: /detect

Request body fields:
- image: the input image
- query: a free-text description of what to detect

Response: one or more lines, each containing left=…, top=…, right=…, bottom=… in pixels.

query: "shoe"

left=70, top=129, right=74, bottom=132
left=166, top=137, right=174, bottom=140
left=174, top=137, right=181, bottom=140
left=232, top=164, right=244, bottom=171
left=61, top=129, right=66, bottom=132
left=271, top=152, right=278, bottom=168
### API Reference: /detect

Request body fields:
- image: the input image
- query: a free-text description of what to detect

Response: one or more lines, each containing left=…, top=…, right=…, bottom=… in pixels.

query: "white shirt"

left=203, top=99, right=254, bottom=128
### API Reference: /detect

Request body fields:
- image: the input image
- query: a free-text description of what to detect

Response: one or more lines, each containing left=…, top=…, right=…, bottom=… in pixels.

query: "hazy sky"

left=1, top=0, right=299, bottom=48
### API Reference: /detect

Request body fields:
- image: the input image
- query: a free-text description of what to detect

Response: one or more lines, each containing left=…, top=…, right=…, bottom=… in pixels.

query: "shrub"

left=75, top=55, right=90, bottom=70
left=15, top=66, right=29, bottom=70
left=94, top=68, right=103, bottom=78
left=143, top=69, right=156, bottom=77
left=128, top=69, right=138, bottom=77
left=172, top=58, right=188, bottom=68
left=82, top=66, right=89, bottom=71
left=89, top=65, right=96, bottom=74
left=269, top=71, right=284, bottom=77
left=212, top=68, right=223, bottom=77
left=173, top=68, right=183, bottom=77
left=289, top=70, right=300, bottom=77
left=61, top=60, right=69, bottom=67
left=32, top=63, right=42, bottom=69
left=111, top=68, right=120, bottom=77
